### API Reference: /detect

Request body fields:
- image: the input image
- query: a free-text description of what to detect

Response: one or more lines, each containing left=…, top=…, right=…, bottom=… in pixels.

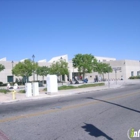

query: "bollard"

left=12, top=90, right=16, bottom=100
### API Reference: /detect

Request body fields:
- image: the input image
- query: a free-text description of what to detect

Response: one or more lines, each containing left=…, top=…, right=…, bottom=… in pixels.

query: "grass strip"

left=0, top=89, right=11, bottom=94
left=43, top=83, right=105, bottom=91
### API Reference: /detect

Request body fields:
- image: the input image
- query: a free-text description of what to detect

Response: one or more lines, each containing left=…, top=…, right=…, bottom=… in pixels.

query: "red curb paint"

left=0, top=130, right=10, bottom=140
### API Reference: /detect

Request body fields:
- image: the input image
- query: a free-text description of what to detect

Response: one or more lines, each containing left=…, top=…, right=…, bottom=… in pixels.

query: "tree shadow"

left=82, top=123, right=113, bottom=140
left=87, top=97, right=140, bottom=114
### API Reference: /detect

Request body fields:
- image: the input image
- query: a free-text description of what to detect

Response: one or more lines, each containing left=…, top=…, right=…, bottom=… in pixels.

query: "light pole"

left=11, top=61, right=14, bottom=69
left=32, top=55, right=35, bottom=82
left=106, top=62, right=111, bottom=88
left=73, top=62, right=74, bottom=76
left=112, top=67, right=121, bottom=85
left=11, top=61, right=14, bottom=82
left=108, top=68, right=110, bottom=88
left=115, top=69, right=117, bottom=85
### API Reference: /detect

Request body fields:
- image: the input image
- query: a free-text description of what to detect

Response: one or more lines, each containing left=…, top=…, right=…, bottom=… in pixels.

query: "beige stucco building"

left=0, top=55, right=140, bottom=83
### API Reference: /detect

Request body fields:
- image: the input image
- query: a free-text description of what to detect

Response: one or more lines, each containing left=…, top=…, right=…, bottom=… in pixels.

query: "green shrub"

left=0, top=82, right=3, bottom=85
left=43, top=88, right=47, bottom=91
left=19, top=90, right=26, bottom=93
left=129, top=77, right=134, bottom=79
left=2, top=83, right=7, bottom=86
left=0, top=84, right=4, bottom=87
left=9, top=82, right=14, bottom=86
left=0, top=89, right=11, bottom=94
left=129, top=76, right=140, bottom=79
left=0, top=82, right=7, bottom=86
left=0, top=83, right=9, bottom=87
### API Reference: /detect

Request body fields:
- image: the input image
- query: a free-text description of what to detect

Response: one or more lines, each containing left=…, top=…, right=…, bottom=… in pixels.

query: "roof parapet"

left=20, top=58, right=28, bottom=62
left=0, top=57, right=6, bottom=61
left=48, top=54, right=68, bottom=63
left=38, top=59, right=47, bottom=62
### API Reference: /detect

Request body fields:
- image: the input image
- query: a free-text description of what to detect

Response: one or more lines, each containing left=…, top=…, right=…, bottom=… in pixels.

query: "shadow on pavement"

left=82, top=123, right=113, bottom=140
left=87, top=97, right=140, bottom=114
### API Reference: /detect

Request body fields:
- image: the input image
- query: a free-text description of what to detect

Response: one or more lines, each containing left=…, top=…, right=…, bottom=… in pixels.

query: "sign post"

left=112, top=67, right=121, bottom=85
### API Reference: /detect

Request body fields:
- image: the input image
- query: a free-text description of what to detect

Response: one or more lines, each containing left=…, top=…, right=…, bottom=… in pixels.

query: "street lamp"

left=112, top=67, right=121, bottom=85
left=115, top=69, right=117, bottom=85
left=11, top=61, right=14, bottom=69
left=11, top=61, right=14, bottom=82
left=108, top=69, right=110, bottom=88
left=72, top=61, right=75, bottom=79
left=32, top=55, right=35, bottom=62
left=32, top=55, right=35, bottom=82
left=107, top=63, right=110, bottom=88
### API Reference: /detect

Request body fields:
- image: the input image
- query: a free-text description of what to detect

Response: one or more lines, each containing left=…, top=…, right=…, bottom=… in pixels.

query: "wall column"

left=69, top=70, right=72, bottom=81
left=65, top=75, right=67, bottom=82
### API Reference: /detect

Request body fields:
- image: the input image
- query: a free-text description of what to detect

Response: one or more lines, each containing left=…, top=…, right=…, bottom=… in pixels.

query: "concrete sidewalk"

left=0, top=80, right=126, bottom=104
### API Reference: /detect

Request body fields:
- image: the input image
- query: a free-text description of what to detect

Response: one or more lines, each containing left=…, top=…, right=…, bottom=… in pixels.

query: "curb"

left=0, top=84, right=124, bottom=104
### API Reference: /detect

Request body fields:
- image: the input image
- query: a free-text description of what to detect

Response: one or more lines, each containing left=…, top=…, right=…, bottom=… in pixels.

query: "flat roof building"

left=0, top=55, right=139, bottom=83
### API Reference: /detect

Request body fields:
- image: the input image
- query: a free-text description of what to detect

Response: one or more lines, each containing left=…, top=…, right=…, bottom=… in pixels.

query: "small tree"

left=36, top=66, right=50, bottom=84
left=72, top=54, right=97, bottom=79
left=12, top=59, right=38, bottom=83
left=0, top=64, right=5, bottom=72
left=94, top=62, right=112, bottom=80
left=49, top=59, right=69, bottom=83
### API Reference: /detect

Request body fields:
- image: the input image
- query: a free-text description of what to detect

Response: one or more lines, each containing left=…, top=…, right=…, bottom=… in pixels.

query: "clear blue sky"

left=0, top=0, right=140, bottom=61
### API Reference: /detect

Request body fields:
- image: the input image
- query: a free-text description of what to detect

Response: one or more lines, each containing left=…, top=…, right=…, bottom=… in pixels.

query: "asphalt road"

left=0, top=83, right=140, bottom=140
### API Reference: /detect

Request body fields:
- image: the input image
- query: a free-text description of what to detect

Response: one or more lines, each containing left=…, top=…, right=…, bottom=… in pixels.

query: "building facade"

left=0, top=55, right=140, bottom=83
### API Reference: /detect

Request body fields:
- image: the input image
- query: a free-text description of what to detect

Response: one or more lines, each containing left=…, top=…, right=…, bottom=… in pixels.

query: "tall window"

left=131, top=71, right=134, bottom=76
left=137, top=71, right=140, bottom=76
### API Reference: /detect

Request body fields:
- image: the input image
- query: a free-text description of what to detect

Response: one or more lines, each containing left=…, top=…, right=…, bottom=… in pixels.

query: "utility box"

left=47, top=75, right=58, bottom=93
left=32, top=82, right=39, bottom=96
left=26, top=83, right=32, bottom=97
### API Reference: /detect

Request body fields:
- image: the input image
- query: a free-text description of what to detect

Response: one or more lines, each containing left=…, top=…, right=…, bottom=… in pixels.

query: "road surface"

left=0, top=83, right=140, bottom=140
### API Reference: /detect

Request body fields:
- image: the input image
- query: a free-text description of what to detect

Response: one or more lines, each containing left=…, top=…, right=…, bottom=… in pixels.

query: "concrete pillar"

left=69, top=70, right=72, bottom=80
left=26, top=83, right=32, bottom=97
left=123, top=64, right=127, bottom=80
left=60, top=75, right=62, bottom=81
left=32, top=82, right=39, bottom=96
left=65, top=75, right=67, bottom=82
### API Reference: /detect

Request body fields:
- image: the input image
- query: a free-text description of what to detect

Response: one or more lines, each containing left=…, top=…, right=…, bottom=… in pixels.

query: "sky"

left=0, top=0, right=140, bottom=62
